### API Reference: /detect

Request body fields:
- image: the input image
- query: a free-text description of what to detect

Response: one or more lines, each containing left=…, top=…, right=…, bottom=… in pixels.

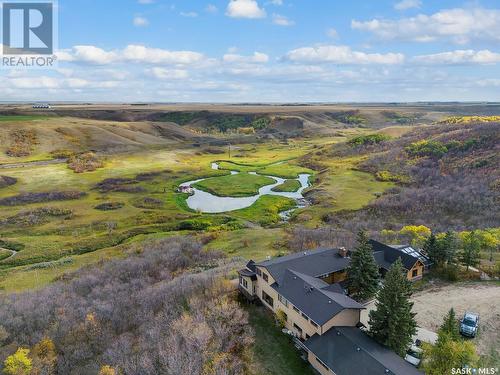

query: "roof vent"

left=385, top=370, right=390, bottom=374
left=328, top=300, right=332, bottom=304
left=336, top=331, right=340, bottom=336
left=356, top=347, right=361, bottom=352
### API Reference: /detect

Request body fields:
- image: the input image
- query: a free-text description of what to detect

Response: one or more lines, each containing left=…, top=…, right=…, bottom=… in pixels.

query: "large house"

left=238, top=240, right=427, bottom=375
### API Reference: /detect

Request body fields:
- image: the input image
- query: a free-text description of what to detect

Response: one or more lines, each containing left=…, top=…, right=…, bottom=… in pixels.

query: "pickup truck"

left=460, top=312, right=479, bottom=338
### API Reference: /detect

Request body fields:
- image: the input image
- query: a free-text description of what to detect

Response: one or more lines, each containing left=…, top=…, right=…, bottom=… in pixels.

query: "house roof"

left=304, top=327, right=423, bottom=375
left=271, top=269, right=363, bottom=326
left=369, top=240, right=419, bottom=271
left=256, top=248, right=351, bottom=283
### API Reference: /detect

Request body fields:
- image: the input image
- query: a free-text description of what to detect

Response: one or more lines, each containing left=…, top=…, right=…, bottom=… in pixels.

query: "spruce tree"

left=440, top=231, right=458, bottom=265
left=424, top=233, right=446, bottom=266
left=439, top=308, right=460, bottom=340
left=346, top=231, right=380, bottom=302
left=368, top=258, right=417, bottom=356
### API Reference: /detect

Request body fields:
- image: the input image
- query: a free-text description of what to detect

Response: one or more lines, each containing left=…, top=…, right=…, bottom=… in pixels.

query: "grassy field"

left=245, top=304, right=315, bottom=375
left=193, top=173, right=275, bottom=197
left=271, top=179, right=301, bottom=192
left=0, top=115, right=51, bottom=122
left=217, top=160, right=313, bottom=178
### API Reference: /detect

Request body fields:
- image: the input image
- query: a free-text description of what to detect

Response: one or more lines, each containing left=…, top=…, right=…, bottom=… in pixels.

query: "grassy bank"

left=193, top=173, right=275, bottom=197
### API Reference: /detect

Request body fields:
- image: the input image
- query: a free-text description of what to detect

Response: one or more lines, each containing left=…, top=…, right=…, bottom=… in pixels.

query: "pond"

left=179, top=163, right=311, bottom=214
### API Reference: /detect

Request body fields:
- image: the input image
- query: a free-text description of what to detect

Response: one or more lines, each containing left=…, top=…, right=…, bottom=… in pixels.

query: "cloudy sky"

left=2, top=0, right=500, bottom=102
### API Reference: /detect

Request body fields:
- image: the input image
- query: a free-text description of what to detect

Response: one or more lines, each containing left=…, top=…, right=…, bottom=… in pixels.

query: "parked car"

left=405, top=344, right=423, bottom=367
left=460, top=312, right=479, bottom=338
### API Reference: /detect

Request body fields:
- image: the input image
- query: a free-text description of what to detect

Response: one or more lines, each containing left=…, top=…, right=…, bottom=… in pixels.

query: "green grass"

left=193, top=173, right=275, bottom=197
left=0, top=115, right=51, bottom=122
left=217, top=160, right=313, bottom=179
left=271, top=180, right=301, bottom=192
left=205, top=228, right=287, bottom=260
left=245, top=304, right=315, bottom=375
left=231, top=195, right=296, bottom=225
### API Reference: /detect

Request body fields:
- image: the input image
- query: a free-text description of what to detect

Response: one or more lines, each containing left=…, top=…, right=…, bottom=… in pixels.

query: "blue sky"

left=2, top=0, right=500, bottom=102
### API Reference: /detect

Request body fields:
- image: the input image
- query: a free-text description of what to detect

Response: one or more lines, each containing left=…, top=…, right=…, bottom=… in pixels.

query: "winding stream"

left=179, top=163, right=310, bottom=214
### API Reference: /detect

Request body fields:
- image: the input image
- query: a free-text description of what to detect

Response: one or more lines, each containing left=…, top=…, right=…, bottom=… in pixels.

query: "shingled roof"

left=271, top=269, right=363, bottom=325
left=369, top=240, right=420, bottom=270
left=256, top=248, right=351, bottom=283
left=305, top=327, right=423, bottom=375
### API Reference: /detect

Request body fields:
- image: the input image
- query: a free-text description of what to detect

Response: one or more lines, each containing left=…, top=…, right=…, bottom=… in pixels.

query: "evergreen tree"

left=368, top=258, right=417, bottom=356
left=440, top=231, right=458, bottom=265
left=424, top=233, right=446, bottom=266
left=346, top=231, right=380, bottom=302
left=459, top=231, right=481, bottom=271
left=439, top=308, right=460, bottom=340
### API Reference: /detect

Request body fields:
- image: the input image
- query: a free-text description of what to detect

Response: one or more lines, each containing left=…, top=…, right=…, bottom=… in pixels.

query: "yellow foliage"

left=3, top=348, right=32, bottom=375
left=98, top=365, right=117, bottom=375
left=439, top=116, right=500, bottom=124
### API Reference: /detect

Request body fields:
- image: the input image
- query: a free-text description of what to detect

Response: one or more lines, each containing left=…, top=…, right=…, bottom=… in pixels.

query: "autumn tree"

left=400, top=225, right=431, bottom=248
left=3, top=348, right=32, bottom=375
left=98, top=365, right=117, bottom=375
left=369, top=258, right=417, bottom=356
left=347, top=231, right=380, bottom=301
left=423, top=311, right=479, bottom=375
left=31, top=338, right=57, bottom=375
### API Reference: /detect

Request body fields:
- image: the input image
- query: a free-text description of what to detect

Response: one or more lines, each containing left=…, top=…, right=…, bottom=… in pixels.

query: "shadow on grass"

left=243, top=303, right=315, bottom=375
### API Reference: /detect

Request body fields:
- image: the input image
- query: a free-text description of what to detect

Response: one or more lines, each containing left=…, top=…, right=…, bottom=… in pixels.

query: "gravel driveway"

left=361, top=281, right=500, bottom=356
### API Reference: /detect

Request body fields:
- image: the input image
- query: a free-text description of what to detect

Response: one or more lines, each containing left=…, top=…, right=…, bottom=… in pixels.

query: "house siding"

left=407, top=261, right=424, bottom=281
left=321, top=309, right=360, bottom=334
left=308, top=351, right=336, bottom=375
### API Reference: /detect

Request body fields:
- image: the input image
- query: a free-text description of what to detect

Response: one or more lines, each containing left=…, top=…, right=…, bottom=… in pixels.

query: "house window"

left=293, top=306, right=300, bottom=313
left=412, top=269, right=418, bottom=278
left=315, top=357, right=329, bottom=371
left=262, top=291, right=274, bottom=307
left=306, top=334, right=310, bottom=340
left=262, top=273, right=269, bottom=282
left=278, top=294, right=288, bottom=307
left=293, top=323, right=303, bottom=335
left=310, top=320, right=318, bottom=328
left=240, top=277, right=248, bottom=289
left=301, top=312, right=309, bottom=320
left=256, top=268, right=262, bottom=276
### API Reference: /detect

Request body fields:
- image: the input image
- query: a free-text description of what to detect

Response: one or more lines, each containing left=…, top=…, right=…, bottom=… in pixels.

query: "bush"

left=6, top=130, right=38, bottom=157
left=0, top=191, right=86, bottom=206
left=348, top=134, right=391, bottom=146
left=0, top=207, right=73, bottom=227
left=94, top=202, right=125, bottom=211
left=405, top=140, right=448, bottom=158
left=68, top=151, right=104, bottom=173
left=0, top=175, right=17, bottom=189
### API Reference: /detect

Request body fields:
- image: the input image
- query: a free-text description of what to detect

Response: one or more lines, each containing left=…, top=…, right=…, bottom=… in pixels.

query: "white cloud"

left=326, top=28, right=339, bottom=39
left=206, top=4, right=218, bottom=13
left=226, top=0, right=266, bottom=19
left=133, top=16, right=149, bottom=27
left=352, top=8, right=500, bottom=44
left=272, top=14, right=294, bottom=26
left=180, top=11, right=198, bottom=17
left=394, top=0, right=421, bottom=11
left=147, top=67, right=189, bottom=80
left=285, top=45, right=405, bottom=65
left=57, top=45, right=205, bottom=65
left=223, top=51, right=269, bottom=63
left=414, top=50, right=500, bottom=65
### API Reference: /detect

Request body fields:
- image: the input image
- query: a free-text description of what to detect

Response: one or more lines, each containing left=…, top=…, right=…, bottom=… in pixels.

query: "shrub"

left=0, top=207, right=73, bottom=227
left=0, top=191, right=86, bottom=206
left=132, top=197, right=163, bottom=209
left=94, top=202, right=125, bottom=211
left=68, top=151, right=104, bottom=173
left=0, top=175, right=17, bottom=189
left=405, top=140, right=448, bottom=158
left=6, top=130, right=38, bottom=157
left=348, top=134, right=391, bottom=146
left=49, top=149, right=75, bottom=159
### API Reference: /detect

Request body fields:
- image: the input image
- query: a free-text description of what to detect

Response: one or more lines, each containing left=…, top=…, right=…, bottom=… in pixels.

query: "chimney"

left=338, top=247, right=348, bottom=258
